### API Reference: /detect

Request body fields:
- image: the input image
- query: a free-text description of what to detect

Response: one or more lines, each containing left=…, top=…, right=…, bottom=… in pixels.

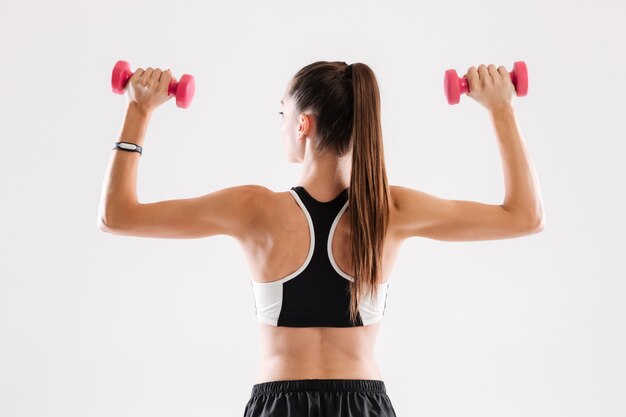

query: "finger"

left=465, top=66, right=478, bottom=80
left=148, top=68, right=162, bottom=88
left=497, top=65, right=510, bottom=80
left=477, top=64, right=489, bottom=84
left=131, top=67, right=144, bottom=82
left=159, top=69, right=172, bottom=94
left=487, top=64, right=498, bottom=79
left=466, top=66, right=478, bottom=90
left=141, top=67, right=154, bottom=85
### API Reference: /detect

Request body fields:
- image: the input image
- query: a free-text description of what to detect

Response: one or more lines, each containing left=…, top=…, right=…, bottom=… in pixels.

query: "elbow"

left=523, top=214, right=546, bottom=234
left=506, top=204, right=546, bottom=235
left=98, top=215, right=123, bottom=234
left=97, top=206, right=115, bottom=233
left=98, top=206, right=134, bottom=234
left=98, top=216, right=114, bottom=233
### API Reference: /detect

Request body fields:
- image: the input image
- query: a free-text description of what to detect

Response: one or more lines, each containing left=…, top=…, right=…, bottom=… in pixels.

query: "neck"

left=298, top=146, right=351, bottom=199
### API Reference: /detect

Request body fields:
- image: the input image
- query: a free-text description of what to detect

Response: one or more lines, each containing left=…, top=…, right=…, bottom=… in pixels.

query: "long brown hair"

left=288, top=61, right=391, bottom=325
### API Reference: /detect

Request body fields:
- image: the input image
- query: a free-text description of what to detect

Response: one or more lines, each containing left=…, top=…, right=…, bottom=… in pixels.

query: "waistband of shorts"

left=250, top=379, right=387, bottom=396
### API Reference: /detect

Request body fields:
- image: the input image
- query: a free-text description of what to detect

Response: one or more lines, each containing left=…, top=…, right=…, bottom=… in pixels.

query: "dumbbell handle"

left=454, top=69, right=522, bottom=95
left=111, top=60, right=195, bottom=109
left=444, top=61, right=528, bottom=105
left=116, top=69, right=179, bottom=97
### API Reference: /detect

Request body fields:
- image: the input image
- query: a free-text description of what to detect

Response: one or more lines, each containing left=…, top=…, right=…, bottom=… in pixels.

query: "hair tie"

left=345, top=63, right=353, bottom=78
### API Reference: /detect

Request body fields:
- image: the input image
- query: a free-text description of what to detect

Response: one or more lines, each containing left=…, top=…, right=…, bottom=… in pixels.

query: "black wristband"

left=113, top=141, right=143, bottom=155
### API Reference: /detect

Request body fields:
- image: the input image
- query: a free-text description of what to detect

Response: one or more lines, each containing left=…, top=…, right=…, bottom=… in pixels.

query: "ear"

left=298, top=113, right=314, bottom=138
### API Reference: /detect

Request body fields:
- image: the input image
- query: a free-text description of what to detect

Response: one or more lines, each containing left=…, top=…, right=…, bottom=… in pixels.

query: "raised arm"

left=97, top=65, right=273, bottom=240
left=390, top=64, right=545, bottom=242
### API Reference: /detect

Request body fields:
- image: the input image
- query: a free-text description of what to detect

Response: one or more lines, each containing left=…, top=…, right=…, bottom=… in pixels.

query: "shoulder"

left=237, top=184, right=281, bottom=221
left=389, top=184, right=404, bottom=209
left=386, top=184, right=427, bottom=240
left=211, top=184, right=276, bottom=239
left=238, top=184, right=276, bottom=210
left=389, top=184, right=421, bottom=209
left=240, top=184, right=275, bottom=198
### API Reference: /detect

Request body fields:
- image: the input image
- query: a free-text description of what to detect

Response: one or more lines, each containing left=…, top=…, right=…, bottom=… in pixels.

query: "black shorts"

left=243, top=378, right=397, bottom=417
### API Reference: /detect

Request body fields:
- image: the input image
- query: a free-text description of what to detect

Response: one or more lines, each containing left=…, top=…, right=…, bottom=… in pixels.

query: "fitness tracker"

left=113, top=141, right=143, bottom=155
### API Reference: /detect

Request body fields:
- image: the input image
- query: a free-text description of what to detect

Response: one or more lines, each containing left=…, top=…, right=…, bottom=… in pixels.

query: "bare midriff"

left=255, top=321, right=383, bottom=383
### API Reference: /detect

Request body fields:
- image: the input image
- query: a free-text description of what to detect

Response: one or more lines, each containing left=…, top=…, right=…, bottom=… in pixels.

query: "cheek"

left=281, top=124, right=290, bottom=147
left=281, top=118, right=292, bottom=138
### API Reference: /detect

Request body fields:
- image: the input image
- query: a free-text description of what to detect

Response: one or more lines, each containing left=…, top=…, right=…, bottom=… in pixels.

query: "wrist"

left=489, top=104, right=515, bottom=118
left=118, top=103, right=151, bottom=148
left=126, top=102, right=153, bottom=118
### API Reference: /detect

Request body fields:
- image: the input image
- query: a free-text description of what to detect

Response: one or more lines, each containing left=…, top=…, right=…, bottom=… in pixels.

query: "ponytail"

left=346, top=63, right=391, bottom=325
left=288, top=61, right=391, bottom=325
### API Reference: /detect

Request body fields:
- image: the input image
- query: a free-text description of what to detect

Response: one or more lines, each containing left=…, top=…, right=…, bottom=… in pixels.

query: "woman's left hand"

left=125, top=67, right=176, bottom=115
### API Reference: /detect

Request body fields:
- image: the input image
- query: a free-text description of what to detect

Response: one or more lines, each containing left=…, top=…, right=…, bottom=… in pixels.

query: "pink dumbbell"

left=444, top=61, right=528, bottom=105
left=111, top=60, right=195, bottom=109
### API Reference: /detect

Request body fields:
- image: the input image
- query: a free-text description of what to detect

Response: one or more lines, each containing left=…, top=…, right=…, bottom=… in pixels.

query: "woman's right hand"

left=464, top=64, right=515, bottom=113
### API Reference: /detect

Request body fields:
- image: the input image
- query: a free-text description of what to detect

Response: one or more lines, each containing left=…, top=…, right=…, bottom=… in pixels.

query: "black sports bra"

left=249, top=186, right=390, bottom=327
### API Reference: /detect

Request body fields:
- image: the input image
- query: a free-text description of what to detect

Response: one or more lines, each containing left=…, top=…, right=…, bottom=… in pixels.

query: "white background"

left=1, top=0, right=624, bottom=416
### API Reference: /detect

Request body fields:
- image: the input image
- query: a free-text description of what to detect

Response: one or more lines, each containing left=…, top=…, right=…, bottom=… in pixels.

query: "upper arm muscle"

left=391, top=185, right=540, bottom=241
left=102, top=185, right=271, bottom=239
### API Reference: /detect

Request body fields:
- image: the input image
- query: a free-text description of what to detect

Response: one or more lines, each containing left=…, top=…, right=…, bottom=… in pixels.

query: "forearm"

left=98, top=103, right=152, bottom=226
left=490, top=106, right=544, bottom=224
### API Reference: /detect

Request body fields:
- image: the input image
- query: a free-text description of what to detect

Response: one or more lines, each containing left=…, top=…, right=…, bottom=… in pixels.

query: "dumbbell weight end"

left=444, top=60, right=528, bottom=105
left=111, top=60, right=195, bottom=109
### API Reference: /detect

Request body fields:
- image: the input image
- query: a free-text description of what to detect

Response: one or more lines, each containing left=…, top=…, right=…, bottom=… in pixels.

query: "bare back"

left=236, top=186, right=405, bottom=383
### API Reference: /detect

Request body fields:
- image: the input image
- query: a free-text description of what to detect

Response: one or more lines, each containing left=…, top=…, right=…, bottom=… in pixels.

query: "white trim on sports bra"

left=250, top=188, right=390, bottom=326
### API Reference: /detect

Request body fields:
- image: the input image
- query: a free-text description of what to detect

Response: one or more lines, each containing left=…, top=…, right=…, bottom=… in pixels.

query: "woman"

left=98, top=60, right=545, bottom=416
